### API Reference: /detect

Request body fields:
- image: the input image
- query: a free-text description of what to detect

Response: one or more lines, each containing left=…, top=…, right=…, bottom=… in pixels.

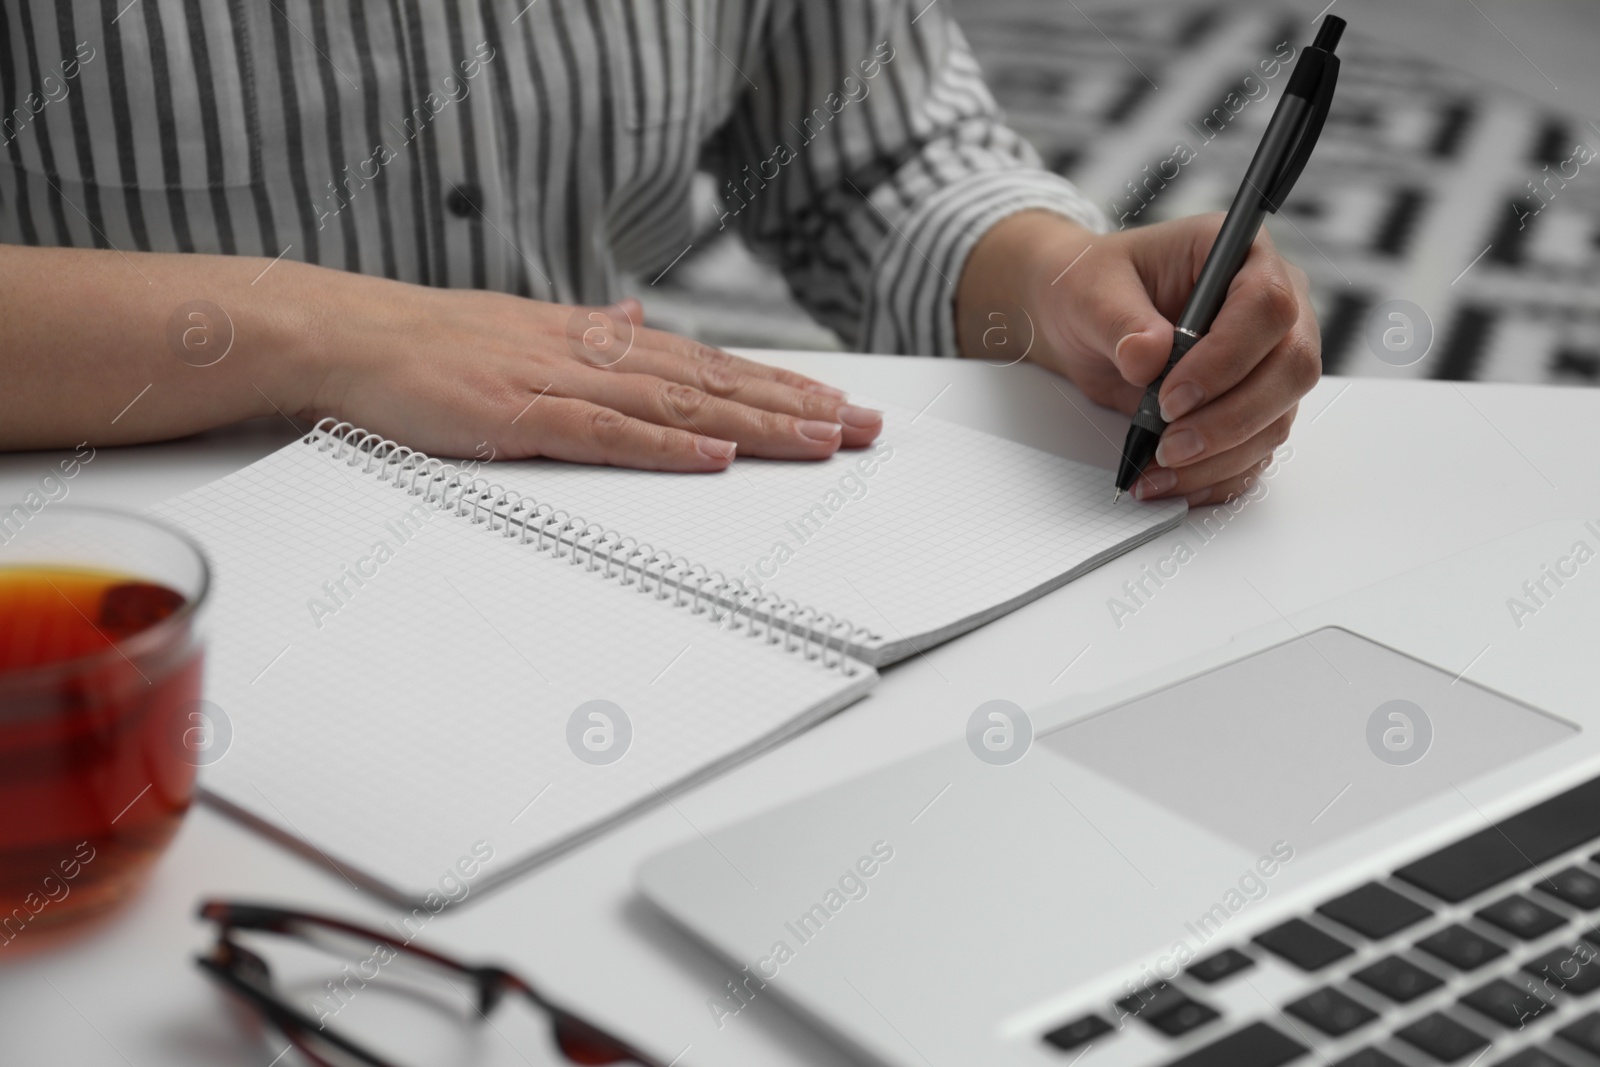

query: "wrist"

left=235, top=256, right=335, bottom=421
left=955, top=210, right=1096, bottom=361
left=269, top=259, right=419, bottom=424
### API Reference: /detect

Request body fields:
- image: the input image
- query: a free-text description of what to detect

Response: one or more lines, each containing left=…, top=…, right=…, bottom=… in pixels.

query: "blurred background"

left=640, top=0, right=1600, bottom=387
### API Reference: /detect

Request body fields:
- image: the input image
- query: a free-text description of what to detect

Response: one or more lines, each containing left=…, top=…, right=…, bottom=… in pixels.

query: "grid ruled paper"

left=478, top=403, right=1187, bottom=663
left=150, top=440, right=873, bottom=904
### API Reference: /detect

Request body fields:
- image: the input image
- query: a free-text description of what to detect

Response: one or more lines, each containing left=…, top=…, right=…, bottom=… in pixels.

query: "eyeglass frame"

left=194, top=898, right=667, bottom=1067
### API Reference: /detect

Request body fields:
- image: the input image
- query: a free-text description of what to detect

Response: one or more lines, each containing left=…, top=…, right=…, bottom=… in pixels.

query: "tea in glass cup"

left=0, top=506, right=210, bottom=940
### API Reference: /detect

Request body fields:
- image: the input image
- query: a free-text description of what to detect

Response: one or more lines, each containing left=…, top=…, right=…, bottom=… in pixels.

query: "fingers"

left=544, top=302, right=884, bottom=462
left=615, top=352, right=882, bottom=449
left=1155, top=230, right=1305, bottom=423
left=1132, top=406, right=1295, bottom=505
left=570, top=306, right=851, bottom=401
left=1190, top=464, right=1273, bottom=508
left=566, top=317, right=883, bottom=451
left=1152, top=294, right=1318, bottom=470
left=715, top=376, right=883, bottom=448
left=570, top=370, right=864, bottom=460
left=631, top=331, right=856, bottom=403
left=610, top=296, right=645, bottom=327
left=511, top=395, right=738, bottom=472
left=1056, top=250, right=1176, bottom=388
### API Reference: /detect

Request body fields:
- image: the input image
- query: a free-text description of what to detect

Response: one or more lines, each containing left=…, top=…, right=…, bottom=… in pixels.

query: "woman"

left=0, top=0, right=1317, bottom=504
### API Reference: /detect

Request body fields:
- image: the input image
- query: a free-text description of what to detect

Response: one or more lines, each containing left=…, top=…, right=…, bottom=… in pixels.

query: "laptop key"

left=1461, top=978, right=1556, bottom=1029
left=1525, top=943, right=1600, bottom=995
left=1158, top=1021, right=1307, bottom=1067
left=1557, top=1011, right=1600, bottom=1056
left=1188, top=947, right=1255, bottom=984
left=1495, top=1048, right=1578, bottom=1067
left=1395, top=1012, right=1491, bottom=1062
left=1333, top=1051, right=1406, bottom=1067
left=1285, top=987, right=1378, bottom=1037
left=1117, top=981, right=1183, bottom=1019
left=1394, top=774, right=1600, bottom=904
left=1539, top=867, right=1600, bottom=911
left=1255, top=919, right=1355, bottom=971
left=1115, top=983, right=1221, bottom=1037
left=1146, top=998, right=1221, bottom=1038
left=1478, top=895, right=1567, bottom=940
left=1353, top=955, right=1445, bottom=1002
left=1042, top=1013, right=1113, bottom=1052
left=1416, top=924, right=1509, bottom=971
left=1318, top=882, right=1433, bottom=940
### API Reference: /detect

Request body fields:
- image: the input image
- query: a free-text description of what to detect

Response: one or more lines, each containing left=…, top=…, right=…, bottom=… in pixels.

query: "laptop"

left=639, top=519, right=1600, bottom=1067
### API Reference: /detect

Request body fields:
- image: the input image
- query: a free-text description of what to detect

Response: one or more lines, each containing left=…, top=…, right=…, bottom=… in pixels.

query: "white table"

left=2, top=353, right=1597, bottom=1066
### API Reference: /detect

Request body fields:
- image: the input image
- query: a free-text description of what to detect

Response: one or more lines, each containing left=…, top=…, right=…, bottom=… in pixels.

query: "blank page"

left=151, top=438, right=873, bottom=904
left=480, top=403, right=1186, bottom=664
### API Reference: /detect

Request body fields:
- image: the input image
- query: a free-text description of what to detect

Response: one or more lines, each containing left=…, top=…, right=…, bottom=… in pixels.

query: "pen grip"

left=1132, top=329, right=1200, bottom=434
left=1160, top=327, right=1199, bottom=377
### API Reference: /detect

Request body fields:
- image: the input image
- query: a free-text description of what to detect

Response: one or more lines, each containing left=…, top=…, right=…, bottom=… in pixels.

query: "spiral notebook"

left=150, top=403, right=1183, bottom=903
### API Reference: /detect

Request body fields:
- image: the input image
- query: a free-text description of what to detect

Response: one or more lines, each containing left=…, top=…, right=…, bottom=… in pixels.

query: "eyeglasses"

left=195, top=899, right=666, bottom=1067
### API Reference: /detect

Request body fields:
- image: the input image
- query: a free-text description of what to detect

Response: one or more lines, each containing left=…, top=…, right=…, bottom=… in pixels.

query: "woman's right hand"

left=301, top=273, right=884, bottom=471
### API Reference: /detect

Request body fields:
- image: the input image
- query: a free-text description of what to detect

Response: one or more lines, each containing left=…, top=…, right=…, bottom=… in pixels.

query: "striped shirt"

left=0, top=0, right=1105, bottom=357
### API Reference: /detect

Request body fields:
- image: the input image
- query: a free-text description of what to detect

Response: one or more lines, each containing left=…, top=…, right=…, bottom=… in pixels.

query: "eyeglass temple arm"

left=199, top=899, right=661, bottom=1064
left=195, top=953, right=394, bottom=1067
left=200, top=900, right=517, bottom=1014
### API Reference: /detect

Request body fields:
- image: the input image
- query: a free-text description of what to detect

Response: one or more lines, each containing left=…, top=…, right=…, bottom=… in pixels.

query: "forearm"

left=0, top=239, right=888, bottom=471
left=0, top=244, right=332, bottom=450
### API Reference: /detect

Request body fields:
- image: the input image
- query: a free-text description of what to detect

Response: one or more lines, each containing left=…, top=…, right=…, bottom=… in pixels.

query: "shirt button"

left=446, top=183, right=482, bottom=218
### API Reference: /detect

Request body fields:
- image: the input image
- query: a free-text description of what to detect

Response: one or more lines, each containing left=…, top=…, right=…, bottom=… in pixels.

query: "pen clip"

left=1261, top=51, right=1340, bottom=213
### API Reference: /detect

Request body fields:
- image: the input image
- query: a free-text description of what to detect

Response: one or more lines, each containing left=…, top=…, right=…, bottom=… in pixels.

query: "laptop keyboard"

left=1041, top=771, right=1600, bottom=1066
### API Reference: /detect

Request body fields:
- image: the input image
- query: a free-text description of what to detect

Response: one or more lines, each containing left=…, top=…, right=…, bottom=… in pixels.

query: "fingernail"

left=696, top=437, right=737, bottom=460
left=1160, top=382, right=1204, bottom=422
left=1156, top=428, right=1203, bottom=466
left=804, top=383, right=848, bottom=399
left=797, top=420, right=842, bottom=442
left=1185, top=488, right=1212, bottom=507
left=837, top=404, right=882, bottom=429
left=1134, top=468, right=1178, bottom=499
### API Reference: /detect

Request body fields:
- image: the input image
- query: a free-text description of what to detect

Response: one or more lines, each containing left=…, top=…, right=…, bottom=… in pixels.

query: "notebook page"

left=479, top=403, right=1186, bottom=664
left=151, top=439, right=873, bottom=903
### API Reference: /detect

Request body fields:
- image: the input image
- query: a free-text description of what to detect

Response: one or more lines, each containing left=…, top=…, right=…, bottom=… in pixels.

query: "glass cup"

left=0, top=505, right=210, bottom=939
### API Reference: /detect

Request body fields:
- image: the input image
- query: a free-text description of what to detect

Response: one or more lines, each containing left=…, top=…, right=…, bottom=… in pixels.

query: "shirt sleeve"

left=701, top=0, right=1108, bottom=357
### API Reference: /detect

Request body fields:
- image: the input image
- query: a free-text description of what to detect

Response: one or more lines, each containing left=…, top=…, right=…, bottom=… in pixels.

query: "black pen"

left=1114, top=16, right=1345, bottom=501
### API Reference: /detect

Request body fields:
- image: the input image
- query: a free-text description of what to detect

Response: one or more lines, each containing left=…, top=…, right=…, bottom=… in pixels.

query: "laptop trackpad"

left=1042, top=627, right=1578, bottom=855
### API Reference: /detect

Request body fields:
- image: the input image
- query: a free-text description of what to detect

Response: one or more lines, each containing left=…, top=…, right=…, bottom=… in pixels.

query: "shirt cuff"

left=860, top=168, right=1110, bottom=358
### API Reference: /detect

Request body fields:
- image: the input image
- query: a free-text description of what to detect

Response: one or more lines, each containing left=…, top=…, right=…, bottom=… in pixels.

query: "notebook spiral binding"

left=308, top=419, right=875, bottom=677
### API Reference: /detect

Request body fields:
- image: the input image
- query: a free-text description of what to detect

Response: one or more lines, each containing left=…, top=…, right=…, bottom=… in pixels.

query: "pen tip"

left=1112, top=489, right=1122, bottom=504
